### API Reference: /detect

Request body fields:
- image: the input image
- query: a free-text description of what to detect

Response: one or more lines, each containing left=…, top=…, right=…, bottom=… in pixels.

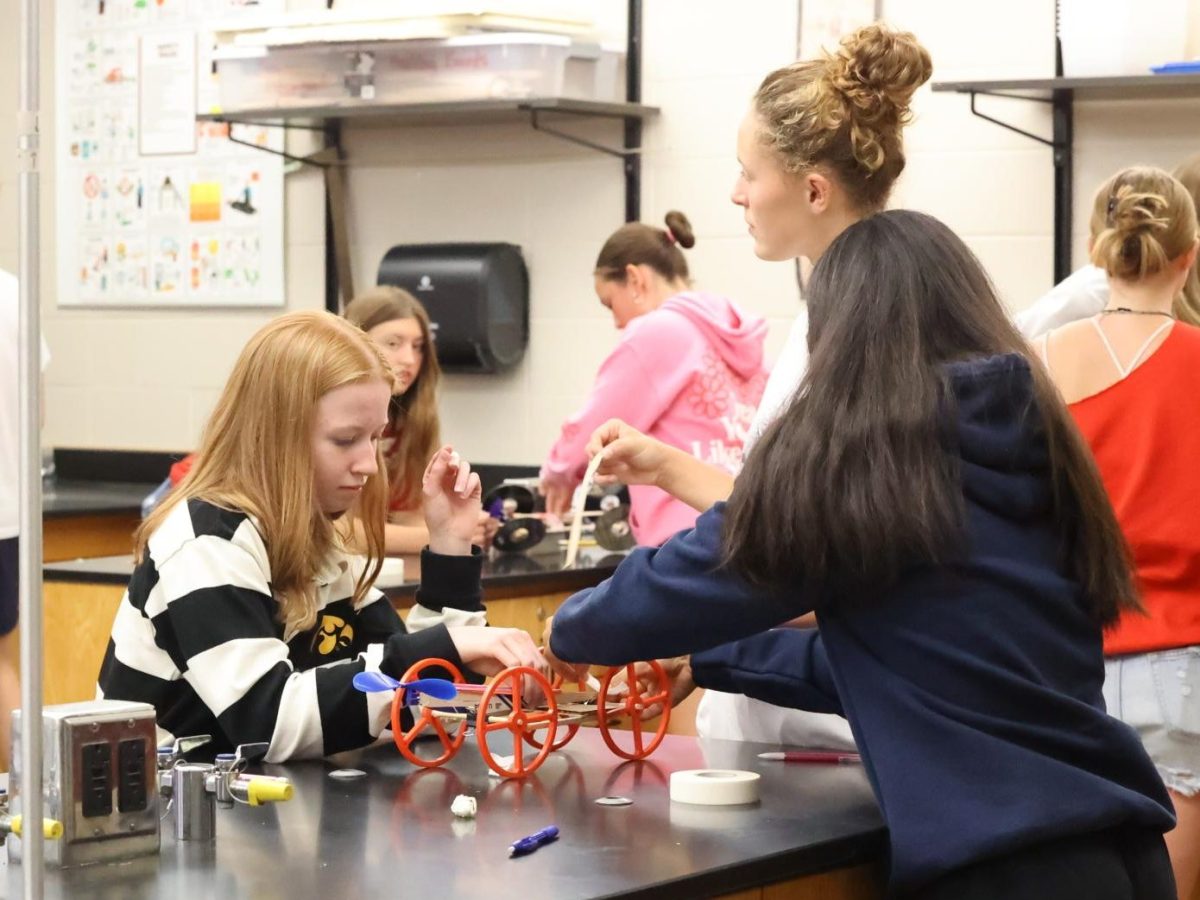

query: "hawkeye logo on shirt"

left=317, top=614, right=354, bottom=655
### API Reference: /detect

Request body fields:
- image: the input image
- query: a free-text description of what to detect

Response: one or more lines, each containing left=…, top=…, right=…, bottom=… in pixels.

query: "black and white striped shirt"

left=98, top=498, right=484, bottom=761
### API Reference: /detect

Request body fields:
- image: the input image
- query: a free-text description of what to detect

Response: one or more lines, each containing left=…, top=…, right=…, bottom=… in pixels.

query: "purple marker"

left=508, top=825, right=559, bottom=858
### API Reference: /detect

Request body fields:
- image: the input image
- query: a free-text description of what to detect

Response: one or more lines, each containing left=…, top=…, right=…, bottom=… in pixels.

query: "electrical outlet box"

left=8, top=700, right=160, bottom=867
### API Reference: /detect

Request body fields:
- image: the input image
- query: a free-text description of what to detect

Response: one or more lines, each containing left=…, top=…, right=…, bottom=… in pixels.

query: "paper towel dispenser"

left=377, top=243, right=528, bottom=373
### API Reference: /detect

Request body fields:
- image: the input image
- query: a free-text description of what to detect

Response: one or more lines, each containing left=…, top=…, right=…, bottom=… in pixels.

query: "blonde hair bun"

left=829, top=24, right=932, bottom=113
left=1089, top=167, right=1197, bottom=282
left=753, top=24, right=931, bottom=211
left=825, top=24, right=933, bottom=175
left=1106, top=186, right=1169, bottom=235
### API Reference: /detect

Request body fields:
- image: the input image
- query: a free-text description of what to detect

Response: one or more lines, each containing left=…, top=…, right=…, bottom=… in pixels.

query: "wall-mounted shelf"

left=934, top=73, right=1200, bottom=101
left=197, top=0, right=654, bottom=312
left=197, top=97, right=659, bottom=128
left=932, top=74, right=1200, bottom=283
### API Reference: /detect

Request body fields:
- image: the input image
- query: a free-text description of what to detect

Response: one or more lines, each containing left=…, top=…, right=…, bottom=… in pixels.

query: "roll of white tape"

left=669, top=769, right=761, bottom=806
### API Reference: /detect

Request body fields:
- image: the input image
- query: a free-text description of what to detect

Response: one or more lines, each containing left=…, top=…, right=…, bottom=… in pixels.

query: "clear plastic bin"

left=1059, top=0, right=1189, bottom=76
left=213, top=33, right=624, bottom=113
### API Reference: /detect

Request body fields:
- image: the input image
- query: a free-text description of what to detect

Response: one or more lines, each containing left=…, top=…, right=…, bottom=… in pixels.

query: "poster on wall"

left=56, top=0, right=285, bottom=308
left=139, top=31, right=198, bottom=156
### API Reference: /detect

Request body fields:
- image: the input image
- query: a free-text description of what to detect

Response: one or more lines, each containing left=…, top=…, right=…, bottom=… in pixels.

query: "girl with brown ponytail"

left=539, top=210, right=769, bottom=547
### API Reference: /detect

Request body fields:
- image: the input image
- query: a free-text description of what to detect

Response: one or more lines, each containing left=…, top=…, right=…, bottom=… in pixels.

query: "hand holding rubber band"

left=564, top=451, right=607, bottom=569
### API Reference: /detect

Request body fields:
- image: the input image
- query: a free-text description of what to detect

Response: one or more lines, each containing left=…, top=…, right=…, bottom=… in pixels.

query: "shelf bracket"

left=214, top=119, right=340, bottom=170
left=209, top=119, right=353, bottom=308
left=225, top=132, right=336, bottom=169
left=968, top=92, right=1062, bottom=149
left=526, top=108, right=642, bottom=159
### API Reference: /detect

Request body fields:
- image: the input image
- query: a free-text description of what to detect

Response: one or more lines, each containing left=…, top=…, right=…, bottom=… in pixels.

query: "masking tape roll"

left=669, top=769, right=761, bottom=806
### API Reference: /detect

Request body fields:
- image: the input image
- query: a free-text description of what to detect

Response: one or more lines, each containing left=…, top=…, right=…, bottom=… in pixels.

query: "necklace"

left=1100, top=306, right=1176, bottom=320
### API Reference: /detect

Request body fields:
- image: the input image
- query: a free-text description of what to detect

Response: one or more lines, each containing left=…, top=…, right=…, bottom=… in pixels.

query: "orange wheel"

left=477, top=666, right=557, bottom=778
left=523, top=672, right=580, bottom=751
left=597, top=662, right=671, bottom=761
left=392, top=658, right=467, bottom=768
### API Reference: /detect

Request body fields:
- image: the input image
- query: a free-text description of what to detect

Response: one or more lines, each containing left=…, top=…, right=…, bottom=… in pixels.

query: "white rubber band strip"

left=563, top=451, right=606, bottom=569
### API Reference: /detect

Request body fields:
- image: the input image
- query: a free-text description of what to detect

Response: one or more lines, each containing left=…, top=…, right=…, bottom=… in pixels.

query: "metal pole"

left=1051, top=89, right=1074, bottom=284
left=323, top=123, right=340, bottom=313
left=17, top=0, right=45, bottom=892
left=623, top=0, right=642, bottom=223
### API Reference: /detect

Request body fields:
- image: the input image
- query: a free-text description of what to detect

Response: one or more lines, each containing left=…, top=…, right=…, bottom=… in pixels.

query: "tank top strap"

left=1089, top=317, right=1129, bottom=378
left=1126, top=320, right=1175, bottom=373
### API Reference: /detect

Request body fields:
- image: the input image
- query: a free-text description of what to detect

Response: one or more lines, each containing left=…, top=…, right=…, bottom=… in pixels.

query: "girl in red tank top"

left=1067, top=322, right=1200, bottom=656
left=1040, top=164, right=1200, bottom=899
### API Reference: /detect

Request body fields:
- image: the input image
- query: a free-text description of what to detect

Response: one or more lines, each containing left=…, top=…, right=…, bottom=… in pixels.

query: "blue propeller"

left=352, top=671, right=457, bottom=700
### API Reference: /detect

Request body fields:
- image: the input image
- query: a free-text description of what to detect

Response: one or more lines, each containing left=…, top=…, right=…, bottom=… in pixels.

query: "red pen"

left=757, top=751, right=861, bottom=764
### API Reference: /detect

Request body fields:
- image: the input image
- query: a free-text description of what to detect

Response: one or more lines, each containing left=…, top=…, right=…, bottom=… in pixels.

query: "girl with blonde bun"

left=539, top=210, right=769, bottom=547
left=99, top=311, right=542, bottom=760
left=1019, top=154, right=1200, bottom=337
left=1039, top=166, right=1200, bottom=899
left=578, top=23, right=931, bottom=750
left=345, top=286, right=496, bottom=553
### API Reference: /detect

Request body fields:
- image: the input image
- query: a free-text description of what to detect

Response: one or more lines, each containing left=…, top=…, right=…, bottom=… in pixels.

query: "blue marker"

left=508, top=825, right=559, bottom=858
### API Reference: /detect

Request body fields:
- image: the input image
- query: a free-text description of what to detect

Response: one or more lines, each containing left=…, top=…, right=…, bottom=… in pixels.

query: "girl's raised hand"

left=585, top=419, right=671, bottom=487
left=422, top=445, right=481, bottom=555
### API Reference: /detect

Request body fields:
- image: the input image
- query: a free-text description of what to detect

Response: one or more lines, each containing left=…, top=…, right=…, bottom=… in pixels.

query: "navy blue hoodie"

left=549, top=353, right=1174, bottom=894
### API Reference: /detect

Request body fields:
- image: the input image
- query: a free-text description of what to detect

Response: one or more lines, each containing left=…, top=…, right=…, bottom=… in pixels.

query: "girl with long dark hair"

left=544, top=210, right=1176, bottom=898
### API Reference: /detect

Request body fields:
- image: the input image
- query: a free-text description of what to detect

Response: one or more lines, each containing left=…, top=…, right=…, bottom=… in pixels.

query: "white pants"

left=695, top=689, right=857, bottom=750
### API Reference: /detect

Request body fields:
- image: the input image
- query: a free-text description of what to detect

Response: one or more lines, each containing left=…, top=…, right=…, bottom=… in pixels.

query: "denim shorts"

left=1104, top=647, right=1200, bottom=797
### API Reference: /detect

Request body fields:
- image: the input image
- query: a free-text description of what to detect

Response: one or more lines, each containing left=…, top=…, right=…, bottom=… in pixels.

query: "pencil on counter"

left=758, top=751, right=862, bottom=764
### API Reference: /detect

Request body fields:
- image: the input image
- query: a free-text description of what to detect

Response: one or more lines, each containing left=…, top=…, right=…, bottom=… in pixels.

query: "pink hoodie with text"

left=541, top=291, right=769, bottom=546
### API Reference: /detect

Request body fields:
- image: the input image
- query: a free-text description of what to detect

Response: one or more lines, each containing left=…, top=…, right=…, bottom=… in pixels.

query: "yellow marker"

left=245, top=778, right=293, bottom=807
left=9, top=816, right=64, bottom=839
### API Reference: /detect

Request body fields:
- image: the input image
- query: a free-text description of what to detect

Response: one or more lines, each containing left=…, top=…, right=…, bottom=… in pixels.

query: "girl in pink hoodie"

left=540, top=211, right=769, bottom=547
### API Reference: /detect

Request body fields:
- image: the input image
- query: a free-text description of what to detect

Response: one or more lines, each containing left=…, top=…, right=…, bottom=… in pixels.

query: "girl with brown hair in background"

left=345, top=286, right=496, bottom=553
